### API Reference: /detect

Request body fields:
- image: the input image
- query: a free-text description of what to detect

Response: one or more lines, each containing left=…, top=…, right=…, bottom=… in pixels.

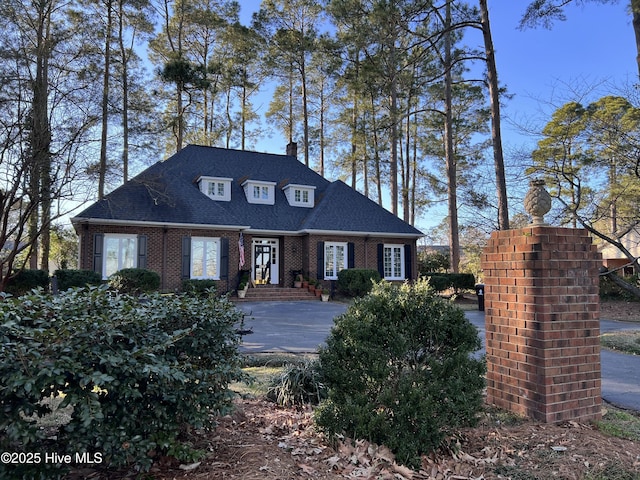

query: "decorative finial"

left=524, top=178, right=552, bottom=226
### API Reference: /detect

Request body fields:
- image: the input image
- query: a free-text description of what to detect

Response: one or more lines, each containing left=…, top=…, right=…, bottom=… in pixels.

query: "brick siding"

left=481, top=226, right=602, bottom=423
left=77, top=224, right=417, bottom=293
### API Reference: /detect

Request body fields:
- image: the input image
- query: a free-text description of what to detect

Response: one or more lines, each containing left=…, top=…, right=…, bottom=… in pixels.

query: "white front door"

left=252, top=239, right=279, bottom=285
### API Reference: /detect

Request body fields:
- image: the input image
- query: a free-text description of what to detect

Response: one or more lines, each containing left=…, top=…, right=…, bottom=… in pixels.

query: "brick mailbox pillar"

left=481, top=226, right=602, bottom=423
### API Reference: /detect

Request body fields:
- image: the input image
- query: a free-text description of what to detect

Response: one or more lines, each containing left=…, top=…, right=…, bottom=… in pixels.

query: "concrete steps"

left=234, top=285, right=322, bottom=302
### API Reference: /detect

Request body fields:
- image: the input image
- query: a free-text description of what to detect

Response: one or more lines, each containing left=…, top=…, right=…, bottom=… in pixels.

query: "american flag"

left=238, top=232, right=245, bottom=269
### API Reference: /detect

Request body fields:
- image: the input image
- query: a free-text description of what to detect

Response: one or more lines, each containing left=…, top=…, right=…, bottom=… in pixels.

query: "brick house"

left=72, top=144, right=423, bottom=294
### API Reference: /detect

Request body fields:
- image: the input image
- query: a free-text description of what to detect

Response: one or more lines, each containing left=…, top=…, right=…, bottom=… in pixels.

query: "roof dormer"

left=242, top=179, right=276, bottom=205
left=283, top=184, right=315, bottom=208
left=197, top=176, right=233, bottom=201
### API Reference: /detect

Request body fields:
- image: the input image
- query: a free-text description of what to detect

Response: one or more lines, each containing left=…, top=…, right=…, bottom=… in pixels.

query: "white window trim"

left=283, top=183, right=315, bottom=208
left=103, top=234, right=137, bottom=279
left=197, top=176, right=232, bottom=202
left=384, top=244, right=405, bottom=280
left=190, top=237, right=221, bottom=280
left=242, top=180, right=276, bottom=205
left=324, top=242, right=348, bottom=280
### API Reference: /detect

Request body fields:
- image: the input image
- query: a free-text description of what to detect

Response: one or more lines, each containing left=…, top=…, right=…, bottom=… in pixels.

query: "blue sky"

left=237, top=1, right=636, bottom=152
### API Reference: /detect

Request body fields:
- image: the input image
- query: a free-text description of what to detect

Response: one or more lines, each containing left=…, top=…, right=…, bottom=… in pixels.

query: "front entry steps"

left=233, top=284, right=319, bottom=302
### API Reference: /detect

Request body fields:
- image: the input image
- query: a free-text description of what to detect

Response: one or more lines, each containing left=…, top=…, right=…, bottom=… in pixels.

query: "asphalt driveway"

left=235, top=300, right=640, bottom=411
left=236, top=301, right=349, bottom=353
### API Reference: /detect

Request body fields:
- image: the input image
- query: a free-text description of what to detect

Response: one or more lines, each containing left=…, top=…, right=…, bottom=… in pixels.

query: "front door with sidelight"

left=253, top=239, right=279, bottom=285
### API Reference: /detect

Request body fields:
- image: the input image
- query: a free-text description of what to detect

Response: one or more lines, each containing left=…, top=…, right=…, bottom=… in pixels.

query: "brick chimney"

left=286, top=142, right=297, bottom=158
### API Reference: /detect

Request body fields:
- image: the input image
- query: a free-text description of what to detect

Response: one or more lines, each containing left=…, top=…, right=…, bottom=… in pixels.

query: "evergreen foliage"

left=54, top=269, right=102, bottom=291
left=315, top=279, right=485, bottom=468
left=108, top=268, right=160, bottom=294
left=0, top=287, right=243, bottom=477
left=5, top=269, right=50, bottom=296
left=336, top=269, right=381, bottom=297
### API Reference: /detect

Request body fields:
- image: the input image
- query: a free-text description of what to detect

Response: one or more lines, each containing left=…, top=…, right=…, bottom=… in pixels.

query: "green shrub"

left=0, top=287, right=243, bottom=478
left=600, top=273, right=639, bottom=300
left=422, top=272, right=476, bottom=293
left=418, top=250, right=450, bottom=274
left=4, top=269, right=49, bottom=296
left=336, top=269, right=381, bottom=297
left=182, top=279, right=218, bottom=296
left=267, top=360, right=327, bottom=407
left=315, top=279, right=485, bottom=469
left=108, top=267, right=160, bottom=294
left=54, top=269, right=102, bottom=291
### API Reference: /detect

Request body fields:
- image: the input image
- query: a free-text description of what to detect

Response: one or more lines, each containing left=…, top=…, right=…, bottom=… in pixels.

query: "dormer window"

left=283, top=184, right=315, bottom=208
left=242, top=180, right=276, bottom=205
left=197, top=176, right=232, bottom=202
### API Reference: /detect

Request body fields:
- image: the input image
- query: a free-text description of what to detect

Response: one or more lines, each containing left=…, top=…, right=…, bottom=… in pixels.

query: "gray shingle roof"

left=73, top=145, right=422, bottom=237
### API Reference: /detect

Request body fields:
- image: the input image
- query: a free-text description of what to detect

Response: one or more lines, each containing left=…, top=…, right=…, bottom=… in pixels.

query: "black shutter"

left=181, top=236, right=191, bottom=279
left=93, top=233, right=104, bottom=275
left=377, top=243, right=384, bottom=277
left=316, top=241, right=324, bottom=280
left=137, top=235, right=148, bottom=269
left=347, top=242, right=355, bottom=269
left=404, top=244, right=412, bottom=280
left=220, top=238, right=229, bottom=279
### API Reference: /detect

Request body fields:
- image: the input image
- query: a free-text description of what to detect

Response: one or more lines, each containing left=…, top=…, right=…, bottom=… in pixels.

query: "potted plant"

left=302, top=277, right=309, bottom=289
left=315, top=286, right=322, bottom=297
left=321, top=289, right=330, bottom=302
left=294, top=274, right=303, bottom=288
left=308, top=279, right=316, bottom=292
left=237, top=272, right=250, bottom=298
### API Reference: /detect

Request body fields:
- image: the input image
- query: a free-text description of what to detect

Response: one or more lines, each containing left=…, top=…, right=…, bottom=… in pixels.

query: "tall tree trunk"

left=444, top=1, right=460, bottom=273
left=32, top=0, right=53, bottom=270
left=99, top=0, right=113, bottom=200
left=389, top=38, right=399, bottom=216
left=288, top=66, right=294, bottom=143
left=241, top=79, right=247, bottom=150
left=301, top=56, right=309, bottom=166
left=319, top=83, right=325, bottom=176
left=370, top=91, right=383, bottom=207
left=118, top=0, right=129, bottom=183
left=351, top=52, right=360, bottom=189
left=176, top=79, right=184, bottom=151
left=480, top=0, right=509, bottom=230
left=632, top=0, right=640, bottom=77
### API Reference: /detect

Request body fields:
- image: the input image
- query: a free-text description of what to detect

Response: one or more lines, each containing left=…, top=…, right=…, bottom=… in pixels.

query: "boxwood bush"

left=0, top=287, right=243, bottom=478
left=108, top=268, right=160, bottom=294
left=4, top=269, right=50, bottom=296
left=422, top=272, right=476, bottom=293
left=182, top=279, right=218, bottom=296
left=54, top=269, right=102, bottom=291
left=315, top=279, right=485, bottom=468
left=336, top=269, right=381, bottom=297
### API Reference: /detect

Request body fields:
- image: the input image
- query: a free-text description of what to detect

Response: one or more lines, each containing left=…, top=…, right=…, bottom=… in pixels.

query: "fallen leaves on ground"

left=116, top=398, right=640, bottom=480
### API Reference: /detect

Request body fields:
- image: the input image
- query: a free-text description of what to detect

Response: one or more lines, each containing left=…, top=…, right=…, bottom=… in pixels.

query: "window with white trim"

left=103, top=234, right=137, bottom=278
left=190, top=237, right=221, bottom=279
left=383, top=244, right=404, bottom=280
left=197, top=176, right=232, bottom=201
left=242, top=180, right=276, bottom=205
left=325, top=242, right=347, bottom=280
left=283, top=184, right=315, bottom=208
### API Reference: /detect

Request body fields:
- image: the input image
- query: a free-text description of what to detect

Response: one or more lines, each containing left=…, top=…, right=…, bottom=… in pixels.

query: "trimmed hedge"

left=54, top=269, right=102, bottom=291
left=0, top=287, right=243, bottom=478
left=4, top=269, right=50, bottom=296
left=108, top=268, right=160, bottom=294
left=422, top=272, right=475, bottom=293
left=336, top=269, right=381, bottom=297
left=182, top=279, right=218, bottom=296
left=316, top=279, right=485, bottom=468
